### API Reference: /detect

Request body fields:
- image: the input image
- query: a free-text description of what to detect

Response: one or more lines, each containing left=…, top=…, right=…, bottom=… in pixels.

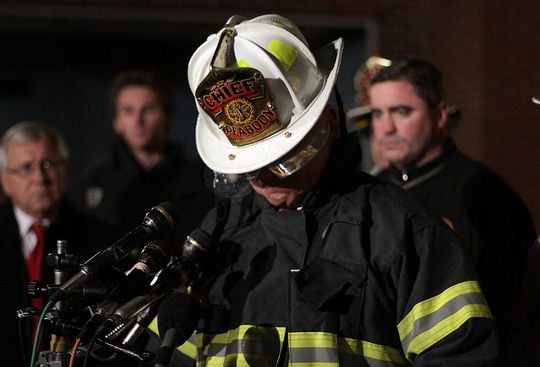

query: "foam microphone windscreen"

left=157, top=289, right=201, bottom=347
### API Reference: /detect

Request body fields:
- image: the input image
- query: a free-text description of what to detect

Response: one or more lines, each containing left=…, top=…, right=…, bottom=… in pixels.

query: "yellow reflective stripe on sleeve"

left=398, top=281, right=484, bottom=334
left=267, top=39, right=298, bottom=70
left=397, top=280, right=492, bottom=360
left=177, top=334, right=198, bottom=359
left=148, top=316, right=198, bottom=359
left=407, top=303, right=492, bottom=357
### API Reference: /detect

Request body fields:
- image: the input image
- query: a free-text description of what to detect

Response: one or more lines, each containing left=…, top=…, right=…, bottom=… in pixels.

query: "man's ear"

left=0, top=172, right=11, bottom=197
left=435, top=101, right=449, bottom=129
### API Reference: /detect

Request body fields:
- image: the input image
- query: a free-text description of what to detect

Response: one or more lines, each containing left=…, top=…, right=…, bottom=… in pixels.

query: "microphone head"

left=181, top=228, right=214, bottom=284
left=182, top=228, right=213, bottom=260
left=143, top=202, right=178, bottom=234
left=157, top=289, right=201, bottom=347
left=138, top=240, right=172, bottom=274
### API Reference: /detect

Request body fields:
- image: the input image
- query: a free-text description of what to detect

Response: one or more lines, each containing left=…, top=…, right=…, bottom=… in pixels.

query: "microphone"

left=78, top=240, right=172, bottom=343
left=50, top=202, right=177, bottom=302
left=27, top=281, right=110, bottom=300
left=155, top=290, right=202, bottom=367
left=104, top=239, right=172, bottom=310
left=119, top=301, right=161, bottom=346
left=96, top=228, right=213, bottom=338
left=154, top=328, right=178, bottom=367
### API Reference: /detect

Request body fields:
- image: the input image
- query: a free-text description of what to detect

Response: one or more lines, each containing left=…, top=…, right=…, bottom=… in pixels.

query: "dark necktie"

left=28, top=222, right=46, bottom=310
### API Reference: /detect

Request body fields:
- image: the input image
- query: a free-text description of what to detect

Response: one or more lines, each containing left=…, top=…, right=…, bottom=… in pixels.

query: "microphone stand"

left=37, top=240, right=70, bottom=367
left=33, top=241, right=154, bottom=367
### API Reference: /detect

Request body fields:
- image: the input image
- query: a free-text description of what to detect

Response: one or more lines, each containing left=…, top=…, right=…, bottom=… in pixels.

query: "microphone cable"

left=28, top=299, right=53, bottom=367
left=81, top=322, right=118, bottom=367
left=68, top=338, right=81, bottom=367
left=17, top=306, right=40, bottom=367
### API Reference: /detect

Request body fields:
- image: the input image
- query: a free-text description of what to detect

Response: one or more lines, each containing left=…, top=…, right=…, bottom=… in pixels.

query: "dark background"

left=0, top=1, right=538, bottom=234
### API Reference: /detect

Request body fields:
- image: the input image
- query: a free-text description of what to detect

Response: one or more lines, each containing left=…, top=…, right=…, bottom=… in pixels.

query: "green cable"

left=29, top=299, right=53, bottom=367
left=78, top=346, right=118, bottom=362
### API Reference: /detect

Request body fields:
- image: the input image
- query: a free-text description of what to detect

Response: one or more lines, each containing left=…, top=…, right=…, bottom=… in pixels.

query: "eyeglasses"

left=3, top=159, right=65, bottom=177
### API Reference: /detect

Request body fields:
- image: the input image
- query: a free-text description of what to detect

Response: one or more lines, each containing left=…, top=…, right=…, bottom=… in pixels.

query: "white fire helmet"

left=188, top=14, right=343, bottom=176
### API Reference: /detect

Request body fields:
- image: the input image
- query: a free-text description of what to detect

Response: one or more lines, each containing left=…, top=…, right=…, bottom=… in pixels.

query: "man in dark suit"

left=0, top=121, right=113, bottom=367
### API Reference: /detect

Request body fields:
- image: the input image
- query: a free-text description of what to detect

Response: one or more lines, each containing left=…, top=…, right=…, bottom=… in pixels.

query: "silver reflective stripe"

left=398, top=281, right=492, bottom=360
left=289, top=332, right=408, bottom=366
left=289, top=346, right=338, bottom=363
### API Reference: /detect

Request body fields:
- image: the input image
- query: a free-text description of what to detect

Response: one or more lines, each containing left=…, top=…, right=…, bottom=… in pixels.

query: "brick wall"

left=426, top=1, right=540, bottom=235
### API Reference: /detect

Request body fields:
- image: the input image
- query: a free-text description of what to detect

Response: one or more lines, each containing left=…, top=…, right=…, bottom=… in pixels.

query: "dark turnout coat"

left=177, top=135, right=501, bottom=366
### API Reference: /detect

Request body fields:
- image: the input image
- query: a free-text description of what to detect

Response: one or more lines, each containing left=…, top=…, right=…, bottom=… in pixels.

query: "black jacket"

left=376, top=138, right=536, bottom=349
left=68, top=138, right=215, bottom=254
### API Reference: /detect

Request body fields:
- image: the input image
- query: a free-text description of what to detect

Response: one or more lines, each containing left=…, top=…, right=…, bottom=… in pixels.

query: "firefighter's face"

left=249, top=108, right=338, bottom=209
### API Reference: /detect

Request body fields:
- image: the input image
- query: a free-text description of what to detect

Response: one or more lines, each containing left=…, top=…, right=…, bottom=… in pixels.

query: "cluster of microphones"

left=28, top=202, right=211, bottom=367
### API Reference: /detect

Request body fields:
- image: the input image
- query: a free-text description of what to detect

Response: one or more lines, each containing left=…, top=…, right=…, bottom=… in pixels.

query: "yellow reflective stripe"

left=340, top=338, right=407, bottom=364
left=288, top=332, right=407, bottom=365
left=289, top=332, right=338, bottom=365
left=267, top=39, right=298, bottom=70
left=197, top=325, right=287, bottom=367
left=397, top=281, right=492, bottom=360
left=398, top=281, right=484, bottom=335
left=198, top=327, right=408, bottom=366
left=290, top=331, right=336, bottom=348
left=178, top=335, right=198, bottom=359
left=407, top=303, right=492, bottom=358
left=197, top=356, right=225, bottom=367
left=148, top=316, right=159, bottom=335
left=147, top=316, right=197, bottom=359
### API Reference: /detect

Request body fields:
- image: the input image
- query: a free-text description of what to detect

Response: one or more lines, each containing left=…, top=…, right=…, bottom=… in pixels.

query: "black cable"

left=82, top=333, right=99, bottom=367
left=17, top=316, right=29, bottom=367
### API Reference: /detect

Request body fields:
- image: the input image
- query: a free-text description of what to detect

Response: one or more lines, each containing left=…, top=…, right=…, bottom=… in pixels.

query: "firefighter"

left=164, top=14, right=501, bottom=366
